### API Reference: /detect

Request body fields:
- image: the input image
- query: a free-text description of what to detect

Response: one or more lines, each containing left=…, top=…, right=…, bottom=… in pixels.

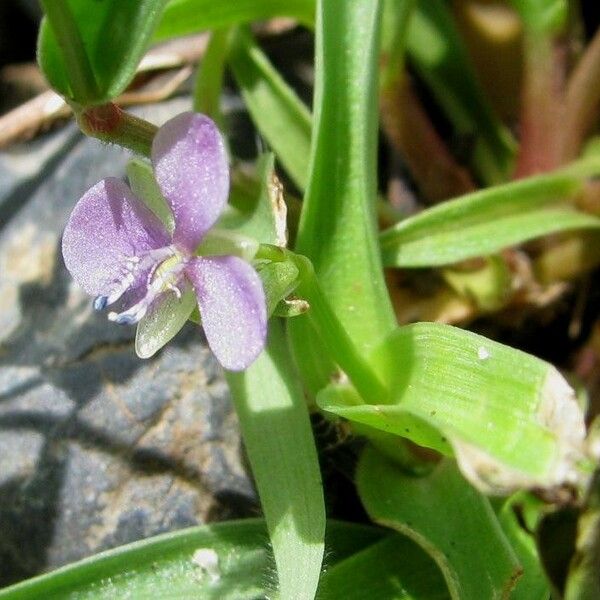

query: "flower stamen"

left=92, top=247, right=177, bottom=312
left=106, top=248, right=185, bottom=325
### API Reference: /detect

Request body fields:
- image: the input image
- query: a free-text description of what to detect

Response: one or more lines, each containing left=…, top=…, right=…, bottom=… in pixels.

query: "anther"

left=93, top=295, right=108, bottom=311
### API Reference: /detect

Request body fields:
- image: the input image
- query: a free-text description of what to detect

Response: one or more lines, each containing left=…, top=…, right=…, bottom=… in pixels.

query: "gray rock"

left=0, top=98, right=256, bottom=587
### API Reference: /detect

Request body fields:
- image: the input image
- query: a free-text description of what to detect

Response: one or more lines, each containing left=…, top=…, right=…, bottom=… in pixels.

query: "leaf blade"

left=229, top=28, right=312, bottom=191
left=380, top=158, right=600, bottom=267
left=39, top=0, right=167, bottom=104
left=319, top=322, right=588, bottom=494
left=154, top=0, right=315, bottom=41
left=226, top=321, right=325, bottom=599
left=291, top=0, right=396, bottom=361
left=356, top=448, right=521, bottom=600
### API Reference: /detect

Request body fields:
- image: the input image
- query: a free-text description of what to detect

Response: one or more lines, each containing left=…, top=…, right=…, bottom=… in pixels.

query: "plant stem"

left=257, top=245, right=389, bottom=403
left=193, top=28, right=230, bottom=127
left=514, top=35, right=566, bottom=177
left=40, top=0, right=99, bottom=103
left=380, top=75, right=476, bottom=202
left=562, top=27, right=600, bottom=161
left=76, top=103, right=157, bottom=157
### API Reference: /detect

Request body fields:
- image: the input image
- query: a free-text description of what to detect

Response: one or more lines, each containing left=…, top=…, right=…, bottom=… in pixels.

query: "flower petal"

left=62, top=178, right=170, bottom=296
left=185, top=256, right=267, bottom=370
left=152, top=112, right=229, bottom=252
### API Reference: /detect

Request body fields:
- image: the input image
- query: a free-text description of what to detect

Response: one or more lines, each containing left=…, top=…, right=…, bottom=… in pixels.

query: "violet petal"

left=62, top=178, right=170, bottom=296
left=185, top=256, right=267, bottom=370
left=152, top=112, right=229, bottom=252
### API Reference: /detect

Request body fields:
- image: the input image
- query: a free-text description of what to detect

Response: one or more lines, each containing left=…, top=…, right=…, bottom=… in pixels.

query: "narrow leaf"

left=38, top=0, right=167, bottom=104
left=509, top=0, right=568, bottom=35
left=318, top=322, right=589, bottom=494
left=406, top=0, right=516, bottom=183
left=229, top=28, right=312, bottom=191
left=193, top=28, right=231, bottom=126
left=0, top=519, right=382, bottom=600
left=220, top=154, right=288, bottom=246
left=357, top=448, right=521, bottom=600
left=226, top=321, right=325, bottom=600
left=380, top=157, right=600, bottom=268
left=292, top=0, right=396, bottom=360
left=564, top=472, right=600, bottom=600
left=318, top=533, right=449, bottom=599
left=498, top=492, right=550, bottom=600
left=154, top=0, right=315, bottom=42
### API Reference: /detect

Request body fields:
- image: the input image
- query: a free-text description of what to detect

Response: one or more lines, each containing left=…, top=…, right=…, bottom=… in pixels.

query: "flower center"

left=94, top=245, right=187, bottom=325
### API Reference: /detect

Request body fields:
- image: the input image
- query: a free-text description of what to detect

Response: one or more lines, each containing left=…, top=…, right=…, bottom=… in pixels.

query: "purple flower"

left=62, top=112, right=267, bottom=371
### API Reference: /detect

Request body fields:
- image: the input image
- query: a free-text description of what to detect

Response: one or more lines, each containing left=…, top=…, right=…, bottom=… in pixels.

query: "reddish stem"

left=562, top=27, right=600, bottom=161
left=380, top=76, right=476, bottom=203
left=514, top=36, right=567, bottom=178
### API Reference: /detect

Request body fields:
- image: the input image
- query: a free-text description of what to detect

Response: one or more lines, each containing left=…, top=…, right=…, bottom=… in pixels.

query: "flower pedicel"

left=62, top=112, right=267, bottom=371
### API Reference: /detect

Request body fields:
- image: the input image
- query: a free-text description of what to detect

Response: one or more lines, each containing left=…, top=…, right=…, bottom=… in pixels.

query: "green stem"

left=193, top=28, right=230, bottom=127
left=76, top=103, right=157, bottom=157
left=380, top=0, right=416, bottom=90
left=40, top=0, right=99, bottom=103
left=257, top=245, right=389, bottom=403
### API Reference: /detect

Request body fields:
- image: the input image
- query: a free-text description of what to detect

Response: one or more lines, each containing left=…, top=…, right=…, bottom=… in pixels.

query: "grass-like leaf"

left=229, top=28, right=312, bottom=191
left=380, top=157, right=600, bottom=267
left=0, top=519, right=384, bottom=599
left=38, top=0, right=166, bottom=104
left=406, top=0, right=516, bottom=184
left=317, top=532, right=449, bottom=599
left=218, top=153, right=288, bottom=246
left=318, top=322, right=588, bottom=494
left=154, top=0, right=315, bottom=41
left=292, top=0, right=396, bottom=357
left=498, top=492, right=550, bottom=599
left=357, top=449, right=521, bottom=600
left=509, top=0, right=568, bottom=34
left=564, top=472, right=600, bottom=600
left=226, top=321, right=325, bottom=599
left=193, top=28, right=231, bottom=126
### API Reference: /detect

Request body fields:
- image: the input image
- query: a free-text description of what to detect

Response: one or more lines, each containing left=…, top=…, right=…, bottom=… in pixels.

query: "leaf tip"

left=453, top=368, right=588, bottom=495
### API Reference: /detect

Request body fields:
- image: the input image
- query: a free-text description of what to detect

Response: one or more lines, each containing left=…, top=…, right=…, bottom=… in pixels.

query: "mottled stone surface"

left=0, top=98, right=256, bottom=586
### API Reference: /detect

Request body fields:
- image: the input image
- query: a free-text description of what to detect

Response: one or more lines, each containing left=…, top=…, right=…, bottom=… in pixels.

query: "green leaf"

left=380, top=0, right=416, bottom=89
left=0, top=519, right=383, bottom=599
left=219, top=154, right=288, bottom=246
left=38, top=0, right=167, bottom=104
left=226, top=321, right=325, bottom=600
left=406, top=0, right=516, bottom=184
left=317, top=533, right=449, bottom=599
left=564, top=472, right=600, bottom=600
left=380, top=157, right=600, bottom=268
left=509, top=0, right=568, bottom=34
left=498, top=492, right=550, bottom=600
left=229, top=28, right=312, bottom=191
left=536, top=505, right=579, bottom=596
left=291, top=0, right=396, bottom=360
left=357, top=448, right=521, bottom=600
left=154, top=0, right=315, bottom=42
left=193, top=28, right=231, bottom=127
left=318, top=322, right=588, bottom=494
